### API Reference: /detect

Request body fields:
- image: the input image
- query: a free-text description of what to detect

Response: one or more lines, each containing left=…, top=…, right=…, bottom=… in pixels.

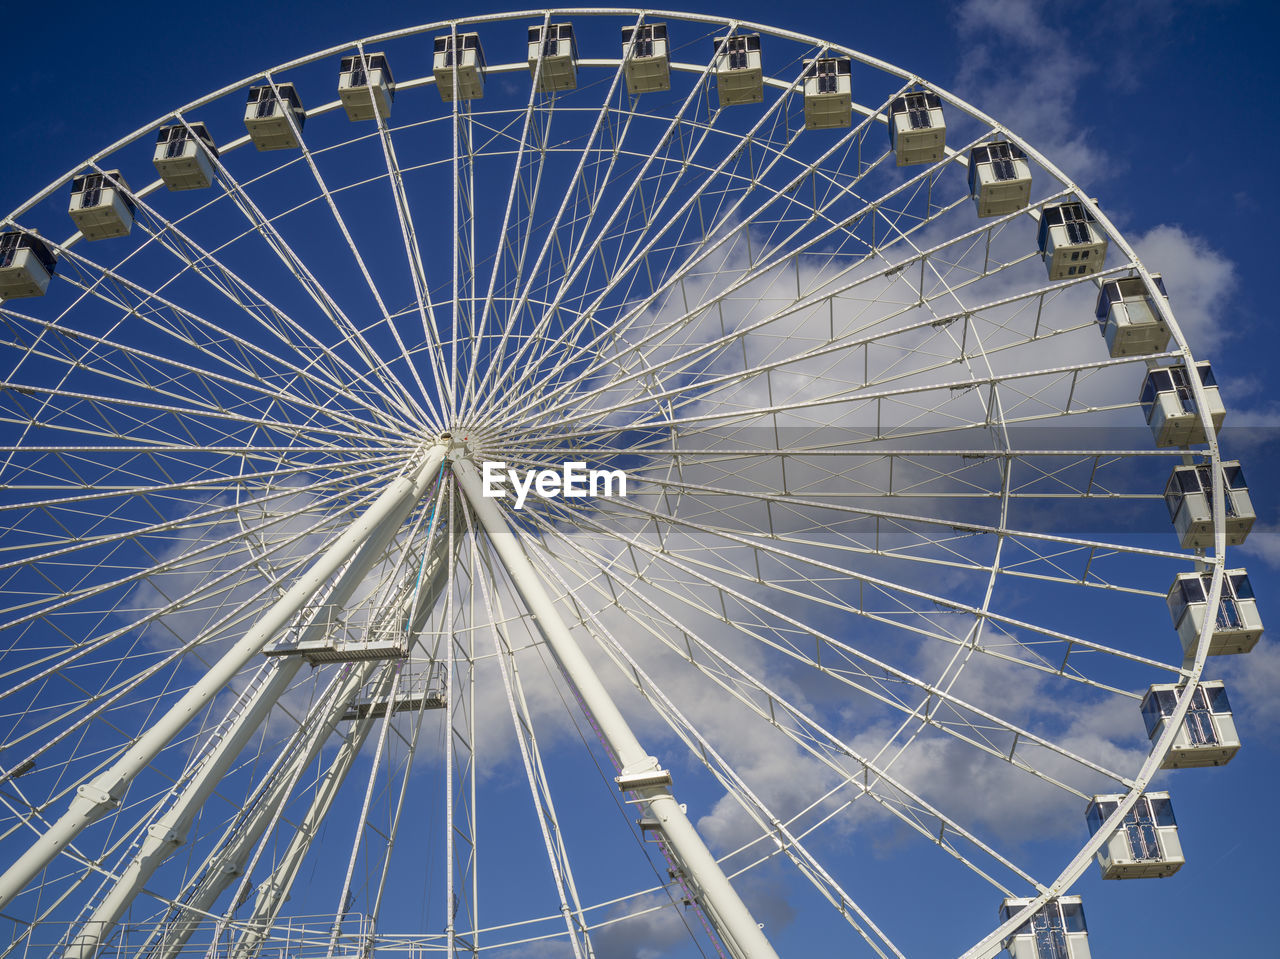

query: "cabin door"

left=1183, top=686, right=1218, bottom=746
left=1123, top=802, right=1161, bottom=861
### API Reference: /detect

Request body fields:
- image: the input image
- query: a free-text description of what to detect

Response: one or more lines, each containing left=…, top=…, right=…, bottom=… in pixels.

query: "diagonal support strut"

left=452, top=453, right=780, bottom=959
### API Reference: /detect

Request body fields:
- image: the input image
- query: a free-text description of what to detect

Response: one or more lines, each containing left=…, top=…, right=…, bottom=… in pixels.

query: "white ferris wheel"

left=0, top=9, right=1260, bottom=959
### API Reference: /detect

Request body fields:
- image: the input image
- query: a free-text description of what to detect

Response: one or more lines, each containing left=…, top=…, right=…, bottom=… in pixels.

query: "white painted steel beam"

left=452, top=454, right=778, bottom=959
left=229, top=669, right=390, bottom=959
left=0, top=442, right=447, bottom=913
left=144, top=661, right=376, bottom=959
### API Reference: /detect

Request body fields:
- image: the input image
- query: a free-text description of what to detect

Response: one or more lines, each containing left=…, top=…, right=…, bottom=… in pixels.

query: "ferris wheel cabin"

left=968, top=141, right=1032, bottom=218
left=0, top=232, right=57, bottom=300
left=1164, top=461, right=1255, bottom=550
left=67, top=170, right=135, bottom=241
left=528, top=23, right=578, bottom=91
left=712, top=33, right=764, bottom=106
left=1085, top=792, right=1184, bottom=879
left=243, top=83, right=306, bottom=151
left=1167, top=568, right=1263, bottom=657
left=999, top=897, right=1091, bottom=959
left=803, top=56, right=852, bottom=129
left=888, top=91, right=946, bottom=166
left=621, top=24, right=671, bottom=94
left=433, top=33, right=486, bottom=102
left=339, top=53, right=395, bottom=121
left=1141, top=681, right=1240, bottom=768
left=1038, top=202, right=1107, bottom=280
left=1139, top=361, right=1225, bottom=448
left=152, top=122, right=218, bottom=191
left=1095, top=274, right=1172, bottom=357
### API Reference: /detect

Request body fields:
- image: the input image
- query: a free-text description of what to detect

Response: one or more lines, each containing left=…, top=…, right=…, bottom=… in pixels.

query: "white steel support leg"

left=65, top=507, right=409, bottom=959
left=229, top=668, right=393, bottom=959
left=452, top=456, right=779, bottom=959
left=145, top=661, right=379, bottom=959
left=62, top=658, right=305, bottom=959
left=0, top=442, right=448, bottom=913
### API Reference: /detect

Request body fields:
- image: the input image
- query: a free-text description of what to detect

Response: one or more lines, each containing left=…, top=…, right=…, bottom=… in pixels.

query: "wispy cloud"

left=951, top=0, right=1109, bottom=182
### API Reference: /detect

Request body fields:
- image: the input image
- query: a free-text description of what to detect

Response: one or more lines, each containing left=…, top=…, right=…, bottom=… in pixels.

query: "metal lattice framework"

left=0, top=9, right=1245, bottom=959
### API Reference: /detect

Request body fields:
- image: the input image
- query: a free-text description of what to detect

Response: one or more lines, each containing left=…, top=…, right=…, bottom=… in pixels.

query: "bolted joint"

left=74, top=783, right=119, bottom=813
left=146, top=822, right=184, bottom=847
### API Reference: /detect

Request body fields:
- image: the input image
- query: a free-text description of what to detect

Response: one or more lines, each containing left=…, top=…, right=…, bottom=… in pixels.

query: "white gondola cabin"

left=1037, top=202, right=1107, bottom=280
left=999, top=897, right=1091, bottom=959
left=1167, top=568, right=1263, bottom=657
left=153, top=122, right=218, bottom=191
left=434, top=33, right=486, bottom=101
left=621, top=24, right=670, bottom=94
left=339, top=53, right=395, bottom=121
left=1095, top=274, right=1171, bottom=357
left=1165, top=461, right=1254, bottom=549
left=888, top=92, right=945, bottom=166
left=244, top=83, right=306, bottom=151
left=803, top=56, right=852, bottom=130
left=68, top=171, right=135, bottom=241
left=1139, top=361, right=1225, bottom=447
left=968, top=141, right=1032, bottom=218
left=1142, top=681, right=1240, bottom=767
left=0, top=232, right=57, bottom=300
left=1085, top=792, right=1183, bottom=879
left=712, top=33, right=763, bottom=106
left=528, top=23, right=578, bottom=92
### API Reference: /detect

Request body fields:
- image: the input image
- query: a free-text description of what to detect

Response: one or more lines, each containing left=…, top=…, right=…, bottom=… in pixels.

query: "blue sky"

left=3, top=1, right=1279, bottom=957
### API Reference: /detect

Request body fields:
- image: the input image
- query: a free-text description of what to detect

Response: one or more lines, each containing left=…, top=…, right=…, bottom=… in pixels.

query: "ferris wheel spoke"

left=174, top=127, right=425, bottom=415
left=182, top=110, right=436, bottom=428
left=591, top=492, right=1182, bottom=679
left=464, top=15, right=558, bottom=417
left=461, top=55, right=640, bottom=419
left=0, top=449, right=398, bottom=519
left=0, top=370, right=394, bottom=452
left=0, top=451, right=396, bottom=599
left=359, top=52, right=456, bottom=426
left=538, top=177, right=1083, bottom=421
left=516, top=513, right=1042, bottom=895
left=258, top=72, right=447, bottom=423
left=1, top=240, right=406, bottom=439
left=522, top=342, right=1166, bottom=463
left=527, top=506, right=1137, bottom=794
left=0, top=310, right=400, bottom=449
left=496, top=187, right=1084, bottom=436
left=529, top=533, right=910, bottom=959
left=486, top=82, right=922, bottom=424
left=463, top=505, right=595, bottom=959
left=474, top=18, right=765, bottom=411
left=76, top=166, right=408, bottom=437
left=140, top=661, right=374, bottom=959
left=0, top=459, right=396, bottom=688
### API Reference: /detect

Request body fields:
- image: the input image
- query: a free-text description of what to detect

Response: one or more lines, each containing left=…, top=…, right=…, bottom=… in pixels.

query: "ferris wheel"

left=0, top=9, right=1260, bottom=959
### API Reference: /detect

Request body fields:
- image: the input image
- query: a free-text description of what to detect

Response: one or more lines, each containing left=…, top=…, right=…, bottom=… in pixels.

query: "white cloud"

left=952, top=0, right=1110, bottom=182
left=1131, top=223, right=1236, bottom=351
left=1238, top=529, right=1280, bottom=570
left=1218, top=640, right=1280, bottom=737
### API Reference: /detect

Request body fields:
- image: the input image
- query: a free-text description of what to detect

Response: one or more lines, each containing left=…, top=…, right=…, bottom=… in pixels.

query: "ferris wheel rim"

left=0, top=10, right=1242, bottom=959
